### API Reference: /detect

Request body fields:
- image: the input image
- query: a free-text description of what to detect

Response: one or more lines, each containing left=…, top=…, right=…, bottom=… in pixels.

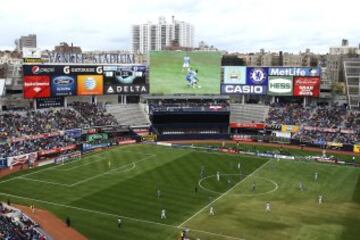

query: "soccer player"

left=183, top=55, right=190, bottom=71
left=216, top=171, right=220, bottom=182
left=237, top=162, right=241, bottom=169
left=252, top=182, right=256, bottom=192
left=314, top=172, right=318, bottom=181
left=117, top=217, right=122, bottom=228
left=209, top=206, right=215, bottom=215
left=298, top=181, right=304, bottom=191
left=318, top=195, right=323, bottom=204
left=265, top=202, right=271, bottom=212
left=199, top=165, right=205, bottom=178
left=161, top=209, right=166, bottom=219
left=195, top=186, right=198, bottom=193
left=108, top=160, right=111, bottom=168
left=157, top=189, right=161, bottom=199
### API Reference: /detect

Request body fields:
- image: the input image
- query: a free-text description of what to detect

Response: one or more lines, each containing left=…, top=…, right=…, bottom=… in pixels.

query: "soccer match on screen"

left=0, top=0, right=359, bottom=240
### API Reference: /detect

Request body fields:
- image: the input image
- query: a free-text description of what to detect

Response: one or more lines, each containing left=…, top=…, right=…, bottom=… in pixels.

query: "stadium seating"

left=106, top=104, right=150, bottom=126
left=230, top=104, right=269, bottom=123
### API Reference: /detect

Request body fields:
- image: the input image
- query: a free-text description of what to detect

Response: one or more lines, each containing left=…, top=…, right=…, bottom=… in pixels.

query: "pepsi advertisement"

left=51, top=75, right=76, bottom=96
left=246, top=67, right=268, bottom=86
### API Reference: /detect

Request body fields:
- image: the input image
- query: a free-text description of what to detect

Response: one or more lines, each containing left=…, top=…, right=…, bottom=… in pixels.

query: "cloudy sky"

left=0, top=0, right=359, bottom=53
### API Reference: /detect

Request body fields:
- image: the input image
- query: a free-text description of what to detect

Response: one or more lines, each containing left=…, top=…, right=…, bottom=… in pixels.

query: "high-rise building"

left=343, top=58, right=360, bottom=109
left=132, top=16, right=194, bottom=53
left=14, top=34, right=37, bottom=51
left=326, top=39, right=360, bottom=83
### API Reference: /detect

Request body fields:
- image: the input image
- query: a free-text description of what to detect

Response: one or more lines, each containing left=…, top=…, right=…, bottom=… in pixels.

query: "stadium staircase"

left=106, top=104, right=150, bottom=126
left=230, top=104, right=269, bottom=123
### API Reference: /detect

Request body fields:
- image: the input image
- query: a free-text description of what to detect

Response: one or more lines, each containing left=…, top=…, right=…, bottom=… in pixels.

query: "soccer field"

left=150, top=51, right=222, bottom=94
left=0, top=144, right=359, bottom=240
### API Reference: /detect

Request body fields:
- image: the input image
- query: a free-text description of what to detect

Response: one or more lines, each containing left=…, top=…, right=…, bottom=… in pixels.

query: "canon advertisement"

left=103, top=65, right=149, bottom=94
left=268, top=76, right=293, bottom=96
left=293, top=77, right=320, bottom=97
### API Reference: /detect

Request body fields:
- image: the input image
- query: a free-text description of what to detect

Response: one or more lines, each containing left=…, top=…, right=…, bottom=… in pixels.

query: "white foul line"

left=0, top=192, right=244, bottom=240
left=178, top=159, right=272, bottom=228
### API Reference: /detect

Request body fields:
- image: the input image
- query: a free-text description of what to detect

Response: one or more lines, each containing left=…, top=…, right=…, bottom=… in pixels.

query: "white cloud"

left=0, top=0, right=359, bottom=53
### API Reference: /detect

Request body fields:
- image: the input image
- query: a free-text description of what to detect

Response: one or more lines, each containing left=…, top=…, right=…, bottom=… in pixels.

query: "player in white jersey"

left=314, top=172, right=318, bottom=181
left=266, top=202, right=271, bottom=212
left=183, top=55, right=190, bottom=71
left=161, top=209, right=166, bottom=219
left=216, top=171, right=220, bottom=182
left=318, top=195, right=323, bottom=204
left=209, top=206, right=215, bottom=215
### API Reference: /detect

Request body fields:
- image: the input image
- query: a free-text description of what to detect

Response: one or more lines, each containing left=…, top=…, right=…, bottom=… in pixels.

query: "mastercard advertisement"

left=77, top=75, right=103, bottom=96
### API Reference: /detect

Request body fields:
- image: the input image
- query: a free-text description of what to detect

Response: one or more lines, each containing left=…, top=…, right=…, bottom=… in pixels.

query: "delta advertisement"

left=103, top=65, right=149, bottom=94
left=293, top=77, right=320, bottom=97
left=221, top=66, right=321, bottom=96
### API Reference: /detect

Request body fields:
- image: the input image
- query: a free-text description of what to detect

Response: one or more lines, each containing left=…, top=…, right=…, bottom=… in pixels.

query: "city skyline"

left=0, top=0, right=359, bottom=53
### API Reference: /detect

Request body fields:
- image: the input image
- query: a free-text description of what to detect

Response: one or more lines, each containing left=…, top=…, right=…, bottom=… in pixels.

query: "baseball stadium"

left=0, top=51, right=359, bottom=240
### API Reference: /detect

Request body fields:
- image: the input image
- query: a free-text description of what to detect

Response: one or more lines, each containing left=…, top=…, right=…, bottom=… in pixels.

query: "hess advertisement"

left=103, top=65, right=149, bottom=94
left=268, top=76, right=293, bottom=96
left=293, top=77, right=320, bottom=97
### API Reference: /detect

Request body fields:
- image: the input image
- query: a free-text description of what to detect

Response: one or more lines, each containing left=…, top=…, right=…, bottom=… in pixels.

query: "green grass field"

left=149, top=51, right=222, bottom=94
left=0, top=144, right=359, bottom=240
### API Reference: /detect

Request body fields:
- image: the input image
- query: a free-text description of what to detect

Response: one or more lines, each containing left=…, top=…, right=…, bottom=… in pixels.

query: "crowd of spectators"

left=0, top=203, right=48, bottom=240
left=0, top=135, right=77, bottom=158
left=71, top=102, right=118, bottom=126
left=266, top=103, right=314, bottom=125
left=0, top=102, right=119, bottom=159
left=0, top=108, right=88, bottom=141
left=266, top=103, right=360, bottom=144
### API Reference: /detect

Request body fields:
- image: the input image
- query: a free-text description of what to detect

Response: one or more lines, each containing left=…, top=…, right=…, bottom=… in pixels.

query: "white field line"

left=56, top=156, right=104, bottom=171
left=178, top=160, right=272, bottom=228
left=18, top=177, right=71, bottom=187
left=0, top=192, right=245, bottom=240
left=68, top=154, right=155, bottom=187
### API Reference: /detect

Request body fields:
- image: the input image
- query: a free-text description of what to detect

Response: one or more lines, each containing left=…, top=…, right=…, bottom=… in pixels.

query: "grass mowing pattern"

left=0, top=144, right=267, bottom=240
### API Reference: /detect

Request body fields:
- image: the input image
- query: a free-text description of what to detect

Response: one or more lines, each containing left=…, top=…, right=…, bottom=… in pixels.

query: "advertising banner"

left=273, top=131, right=292, bottom=139
left=103, top=65, right=149, bottom=94
left=232, top=134, right=256, bottom=142
left=77, top=75, right=103, bottom=96
left=230, top=123, right=265, bottom=129
left=281, top=125, right=300, bottom=133
left=65, top=129, right=82, bottom=138
left=223, top=66, right=246, bottom=84
left=51, top=75, right=76, bottom=96
left=354, top=144, right=360, bottom=153
left=326, top=142, right=343, bottom=148
left=268, top=76, right=293, bottom=96
left=38, top=144, right=77, bottom=157
left=221, top=84, right=267, bottom=95
left=9, top=131, right=61, bottom=144
left=82, top=142, right=110, bottom=151
left=293, top=77, right=320, bottom=97
left=246, top=67, right=268, bottom=86
left=86, top=133, right=108, bottom=142
left=7, top=152, right=38, bottom=167
left=23, top=75, right=51, bottom=99
left=268, top=67, right=321, bottom=76
left=36, top=97, right=64, bottom=109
